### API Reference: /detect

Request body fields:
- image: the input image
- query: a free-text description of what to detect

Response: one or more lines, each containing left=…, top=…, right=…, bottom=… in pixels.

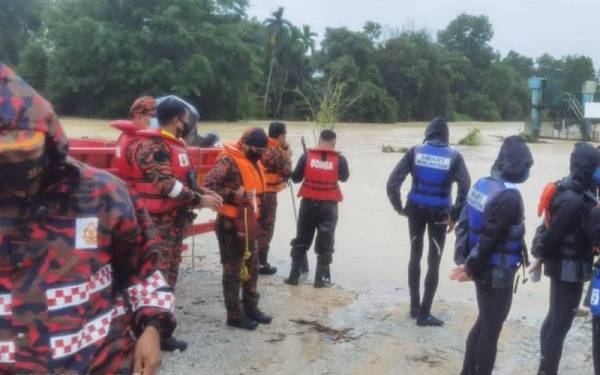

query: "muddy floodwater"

left=63, top=119, right=594, bottom=374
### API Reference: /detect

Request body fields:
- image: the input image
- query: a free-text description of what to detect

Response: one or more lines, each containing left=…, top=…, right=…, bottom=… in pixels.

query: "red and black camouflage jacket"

left=0, top=64, right=176, bottom=374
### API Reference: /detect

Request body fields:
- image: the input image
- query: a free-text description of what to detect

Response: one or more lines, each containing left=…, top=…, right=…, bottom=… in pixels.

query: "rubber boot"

left=227, top=316, right=258, bottom=330
left=284, top=259, right=302, bottom=285
left=259, top=262, right=277, bottom=275
left=161, top=336, right=188, bottom=352
left=245, top=308, right=272, bottom=324
left=300, top=253, right=309, bottom=274
left=314, top=263, right=331, bottom=288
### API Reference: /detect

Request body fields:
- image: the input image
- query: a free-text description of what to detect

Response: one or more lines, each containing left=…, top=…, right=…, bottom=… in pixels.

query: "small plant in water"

left=458, top=128, right=482, bottom=146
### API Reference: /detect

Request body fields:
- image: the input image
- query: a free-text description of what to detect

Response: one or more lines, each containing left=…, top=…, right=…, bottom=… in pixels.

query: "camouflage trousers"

left=257, top=192, right=278, bottom=265
left=151, top=212, right=185, bottom=288
left=215, top=215, right=259, bottom=320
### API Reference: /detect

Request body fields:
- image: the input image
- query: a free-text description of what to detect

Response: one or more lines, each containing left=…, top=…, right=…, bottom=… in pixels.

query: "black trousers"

left=407, top=214, right=447, bottom=316
left=594, top=316, right=600, bottom=375
left=539, top=278, right=583, bottom=375
left=290, top=198, right=338, bottom=265
left=462, top=282, right=513, bottom=375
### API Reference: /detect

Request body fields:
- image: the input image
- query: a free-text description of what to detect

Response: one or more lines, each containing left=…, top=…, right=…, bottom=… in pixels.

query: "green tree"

left=0, top=0, right=47, bottom=66
left=437, top=13, right=495, bottom=70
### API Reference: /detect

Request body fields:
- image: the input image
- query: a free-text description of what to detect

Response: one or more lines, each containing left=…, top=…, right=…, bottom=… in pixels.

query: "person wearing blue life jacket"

left=451, top=136, right=533, bottom=375
left=530, top=143, right=600, bottom=375
left=387, top=117, right=471, bottom=326
left=586, top=206, right=600, bottom=375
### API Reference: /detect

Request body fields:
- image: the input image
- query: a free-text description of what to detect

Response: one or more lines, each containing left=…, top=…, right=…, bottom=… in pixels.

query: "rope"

left=239, top=206, right=251, bottom=282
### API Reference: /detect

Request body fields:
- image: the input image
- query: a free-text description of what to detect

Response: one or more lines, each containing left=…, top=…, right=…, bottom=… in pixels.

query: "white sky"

left=248, top=0, right=600, bottom=72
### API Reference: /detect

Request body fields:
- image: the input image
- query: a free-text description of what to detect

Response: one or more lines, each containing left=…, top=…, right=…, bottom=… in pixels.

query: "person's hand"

left=435, top=218, right=456, bottom=233
left=199, top=193, right=223, bottom=211
left=234, top=186, right=245, bottom=203
left=133, top=326, right=161, bottom=375
left=450, top=265, right=472, bottom=282
left=527, top=258, right=543, bottom=274
left=396, top=208, right=407, bottom=217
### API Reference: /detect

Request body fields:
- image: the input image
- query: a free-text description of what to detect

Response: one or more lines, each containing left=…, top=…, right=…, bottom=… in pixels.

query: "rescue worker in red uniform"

left=0, top=64, right=175, bottom=375
left=112, top=96, right=156, bottom=177
left=203, top=128, right=273, bottom=330
left=257, top=122, right=293, bottom=275
left=123, top=97, right=222, bottom=351
left=285, top=129, right=349, bottom=287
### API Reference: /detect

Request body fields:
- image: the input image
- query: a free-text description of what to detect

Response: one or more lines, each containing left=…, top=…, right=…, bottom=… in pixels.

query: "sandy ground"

left=62, top=118, right=596, bottom=374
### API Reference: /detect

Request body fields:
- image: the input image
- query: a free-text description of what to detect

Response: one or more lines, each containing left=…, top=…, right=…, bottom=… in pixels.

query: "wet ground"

left=63, top=119, right=595, bottom=374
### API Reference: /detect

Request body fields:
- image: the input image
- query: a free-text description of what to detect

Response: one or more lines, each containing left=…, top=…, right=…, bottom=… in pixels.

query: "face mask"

left=150, top=118, right=159, bottom=129
left=246, top=150, right=263, bottom=162
left=0, top=153, right=48, bottom=196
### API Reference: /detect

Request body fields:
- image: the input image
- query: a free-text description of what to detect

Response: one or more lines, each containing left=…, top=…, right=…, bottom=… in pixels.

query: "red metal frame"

left=68, top=137, right=221, bottom=238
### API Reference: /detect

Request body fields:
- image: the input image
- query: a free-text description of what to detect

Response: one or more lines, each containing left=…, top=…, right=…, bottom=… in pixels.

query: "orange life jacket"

left=217, top=143, right=266, bottom=219
left=298, top=148, right=343, bottom=202
left=538, top=182, right=558, bottom=228
left=263, top=138, right=288, bottom=193
left=124, top=129, right=192, bottom=214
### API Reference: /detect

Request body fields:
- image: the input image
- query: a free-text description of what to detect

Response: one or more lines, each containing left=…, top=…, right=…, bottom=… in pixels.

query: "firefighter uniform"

left=257, top=137, right=292, bottom=272
left=123, top=129, right=198, bottom=288
left=0, top=64, right=175, bottom=374
left=203, top=129, right=272, bottom=329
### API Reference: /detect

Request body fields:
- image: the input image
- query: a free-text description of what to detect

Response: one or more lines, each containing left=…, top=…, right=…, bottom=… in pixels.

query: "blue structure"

left=528, top=77, right=546, bottom=137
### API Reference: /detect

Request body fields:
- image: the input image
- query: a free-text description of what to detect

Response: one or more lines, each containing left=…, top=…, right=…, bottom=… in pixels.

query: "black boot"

left=416, top=314, right=444, bottom=327
left=300, top=253, right=309, bottom=274
left=259, top=262, right=277, bottom=275
left=227, top=316, right=258, bottom=330
left=314, top=263, right=331, bottom=288
left=161, top=336, right=188, bottom=352
left=284, top=259, right=302, bottom=285
left=245, top=308, right=272, bottom=324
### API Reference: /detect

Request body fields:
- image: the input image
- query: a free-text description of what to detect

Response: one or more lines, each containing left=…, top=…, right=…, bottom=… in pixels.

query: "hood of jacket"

left=491, top=136, right=533, bottom=183
left=569, top=142, right=600, bottom=189
left=0, top=64, right=69, bottom=165
left=423, top=117, right=449, bottom=146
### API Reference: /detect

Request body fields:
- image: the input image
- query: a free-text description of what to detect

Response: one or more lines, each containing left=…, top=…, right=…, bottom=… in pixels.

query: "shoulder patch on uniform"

left=76, top=217, right=99, bottom=249
left=178, top=153, right=189, bottom=167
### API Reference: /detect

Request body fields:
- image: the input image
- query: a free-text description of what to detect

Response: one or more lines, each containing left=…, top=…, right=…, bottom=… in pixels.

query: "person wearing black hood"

left=387, top=117, right=471, bottom=326
left=451, top=136, right=533, bottom=375
left=531, top=142, right=600, bottom=375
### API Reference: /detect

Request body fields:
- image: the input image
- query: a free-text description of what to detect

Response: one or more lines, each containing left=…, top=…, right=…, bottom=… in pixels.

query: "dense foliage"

left=2, top=1, right=597, bottom=122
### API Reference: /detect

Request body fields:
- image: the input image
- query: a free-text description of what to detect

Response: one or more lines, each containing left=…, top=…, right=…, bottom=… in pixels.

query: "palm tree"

left=300, top=25, right=317, bottom=55
left=262, top=7, right=292, bottom=114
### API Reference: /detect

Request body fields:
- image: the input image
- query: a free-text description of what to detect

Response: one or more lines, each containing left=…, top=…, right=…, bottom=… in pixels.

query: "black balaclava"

left=244, top=128, right=268, bottom=162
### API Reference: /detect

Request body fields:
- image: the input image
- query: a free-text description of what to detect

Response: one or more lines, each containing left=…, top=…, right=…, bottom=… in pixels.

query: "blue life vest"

left=591, top=267, right=600, bottom=316
left=408, top=144, right=457, bottom=207
left=466, top=177, right=524, bottom=269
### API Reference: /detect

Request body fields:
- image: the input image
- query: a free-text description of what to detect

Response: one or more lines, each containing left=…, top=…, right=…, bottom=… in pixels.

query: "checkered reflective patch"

left=50, top=303, right=126, bottom=360
left=0, top=341, right=15, bottom=363
left=46, top=265, right=112, bottom=311
left=130, top=291, right=175, bottom=313
left=127, top=271, right=167, bottom=304
left=0, top=294, right=12, bottom=316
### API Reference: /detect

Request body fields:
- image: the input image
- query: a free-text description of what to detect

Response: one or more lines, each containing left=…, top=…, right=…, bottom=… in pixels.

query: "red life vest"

left=124, top=129, right=192, bottom=214
left=112, top=120, right=145, bottom=178
left=298, top=148, right=343, bottom=202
